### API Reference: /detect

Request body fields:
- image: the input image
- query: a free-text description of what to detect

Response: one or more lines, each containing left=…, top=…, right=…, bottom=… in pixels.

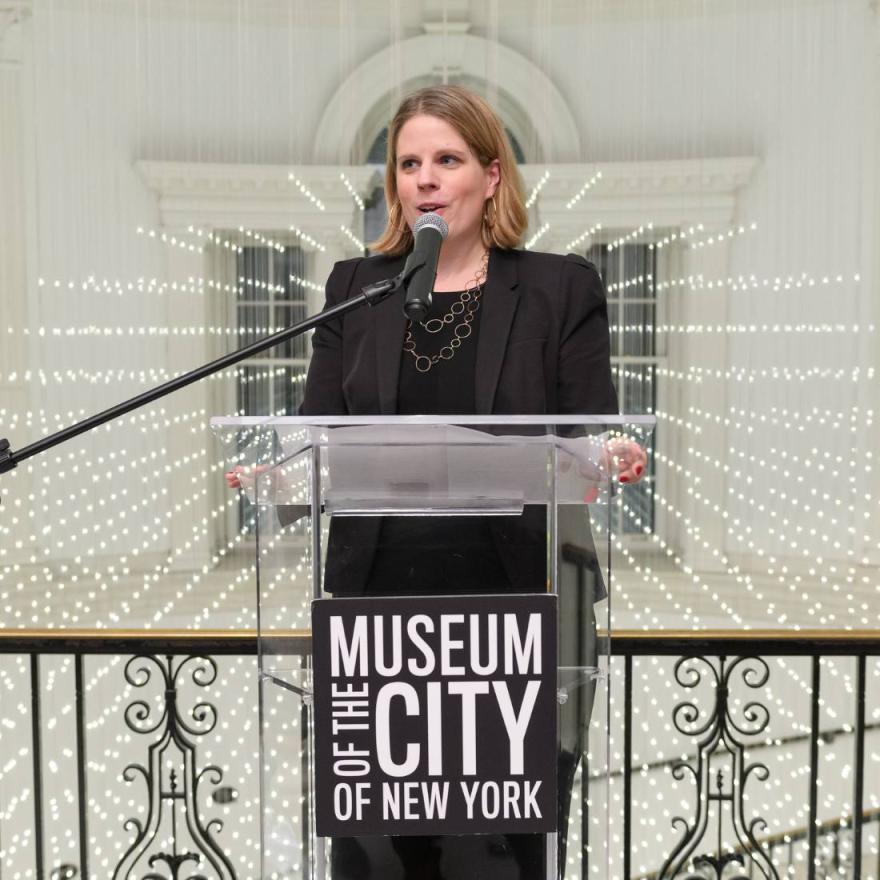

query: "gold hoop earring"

left=484, top=196, right=497, bottom=230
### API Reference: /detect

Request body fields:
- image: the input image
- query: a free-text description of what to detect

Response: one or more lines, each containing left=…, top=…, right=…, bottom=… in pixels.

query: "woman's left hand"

left=556, top=434, right=647, bottom=504
left=605, top=436, right=647, bottom=484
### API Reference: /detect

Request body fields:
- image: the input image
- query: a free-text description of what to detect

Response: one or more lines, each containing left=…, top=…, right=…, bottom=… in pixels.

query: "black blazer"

left=301, top=247, right=618, bottom=418
left=298, top=246, right=619, bottom=595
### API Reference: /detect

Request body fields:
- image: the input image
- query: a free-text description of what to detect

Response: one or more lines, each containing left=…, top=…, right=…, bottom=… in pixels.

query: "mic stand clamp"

left=0, top=439, right=13, bottom=476
left=362, top=257, right=426, bottom=307
left=361, top=277, right=400, bottom=303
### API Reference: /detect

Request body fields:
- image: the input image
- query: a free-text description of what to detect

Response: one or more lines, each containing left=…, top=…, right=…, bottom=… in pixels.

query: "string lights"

left=565, top=223, right=603, bottom=252
left=339, top=172, right=365, bottom=210
left=287, top=171, right=326, bottom=211
left=525, top=222, right=550, bottom=249
left=565, top=170, right=603, bottom=209
left=607, top=223, right=653, bottom=252
left=339, top=224, right=365, bottom=251
left=288, top=224, right=326, bottom=251
left=525, top=169, right=551, bottom=208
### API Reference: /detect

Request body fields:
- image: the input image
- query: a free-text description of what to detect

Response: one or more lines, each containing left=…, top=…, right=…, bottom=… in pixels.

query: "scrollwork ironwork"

left=658, top=655, right=779, bottom=880
left=112, top=655, right=237, bottom=880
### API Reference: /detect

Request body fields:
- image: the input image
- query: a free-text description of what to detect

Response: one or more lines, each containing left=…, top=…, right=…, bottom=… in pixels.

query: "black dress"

left=330, top=292, right=548, bottom=880
left=364, top=289, right=512, bottom=596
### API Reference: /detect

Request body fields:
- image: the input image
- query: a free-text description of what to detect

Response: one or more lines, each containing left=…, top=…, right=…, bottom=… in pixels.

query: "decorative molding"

left=136, top=161, right=379, bottom=200
left=520, top=156, right=759, bottom=241
left=520, top=157, right=758, bottom=195
left=136, top=156, right=758, bottom=242
left=135, top=161, right=380, bottom=239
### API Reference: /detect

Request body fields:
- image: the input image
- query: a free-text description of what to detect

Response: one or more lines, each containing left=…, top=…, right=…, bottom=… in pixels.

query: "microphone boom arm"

left=0, top=273, right=410, bottom=479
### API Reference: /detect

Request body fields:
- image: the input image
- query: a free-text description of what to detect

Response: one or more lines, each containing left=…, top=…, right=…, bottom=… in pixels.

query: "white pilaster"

left=855, top=3, right=880, bottom=566
left=673, top=233, right=732, bottom=574
left=163, top=242, right=215, bottom=571
left=0, top=9, right=34, bottom=567
left=0, top=21, right=26, bottom=383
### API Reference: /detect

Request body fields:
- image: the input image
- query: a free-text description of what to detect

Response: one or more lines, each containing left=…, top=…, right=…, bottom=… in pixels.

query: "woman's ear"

left=486, top=158, right=501, bottom=197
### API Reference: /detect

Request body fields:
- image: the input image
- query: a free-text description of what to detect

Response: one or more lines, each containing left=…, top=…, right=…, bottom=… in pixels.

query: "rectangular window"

left=236, top=245, right=310, bottom=416
left=588, top=242, right=659, bottom=536
left=234, top=244, right=310, bottom=531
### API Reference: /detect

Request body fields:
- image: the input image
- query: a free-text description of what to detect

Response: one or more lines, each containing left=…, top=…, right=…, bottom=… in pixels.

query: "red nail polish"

left=634, top=464, right=643, bottom=476
left=620, top=475, right=629, bottom=483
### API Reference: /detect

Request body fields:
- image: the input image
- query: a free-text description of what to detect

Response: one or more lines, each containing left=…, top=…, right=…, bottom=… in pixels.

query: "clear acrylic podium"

left=212, top=415, right=654, bottom=880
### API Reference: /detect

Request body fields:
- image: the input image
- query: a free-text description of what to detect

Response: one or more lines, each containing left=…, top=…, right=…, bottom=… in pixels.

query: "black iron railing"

left=612, top=632, right=880, bottom=880
left=0, top=631, right=273, bottom=880
left=0, top=629, right=877, bottom=880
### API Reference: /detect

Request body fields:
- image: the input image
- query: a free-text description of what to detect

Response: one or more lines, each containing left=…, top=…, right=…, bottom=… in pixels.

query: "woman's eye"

left=440, top=155, right=459, bottom=165
left=400, top=159, right=417, bottom=170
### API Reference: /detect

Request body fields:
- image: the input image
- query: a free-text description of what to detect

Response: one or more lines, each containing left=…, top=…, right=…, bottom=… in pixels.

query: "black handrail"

left=2, top=627, right=878, bottom=654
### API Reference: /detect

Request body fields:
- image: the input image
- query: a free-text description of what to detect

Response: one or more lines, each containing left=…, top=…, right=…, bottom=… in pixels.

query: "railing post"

left=807, top=655, right=820, bottom=880
left=581, top=741, right=590, bottom=879
left=75, top=654, right=89, bottom=880
left=29, top=654, right=45, bottom=880
left=852, top=653, right=866, bottom=880
left=623, top=653, right=633, bottom=880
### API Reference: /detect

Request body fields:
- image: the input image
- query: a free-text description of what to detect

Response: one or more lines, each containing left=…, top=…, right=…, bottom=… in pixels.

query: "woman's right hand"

left=224, top=464, right=274, bottom=492
left=224, top=466, right=245, bottom=489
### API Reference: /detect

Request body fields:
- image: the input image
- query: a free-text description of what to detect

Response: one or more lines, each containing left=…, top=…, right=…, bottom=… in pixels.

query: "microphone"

left=402, top=212, right=448, bottom=321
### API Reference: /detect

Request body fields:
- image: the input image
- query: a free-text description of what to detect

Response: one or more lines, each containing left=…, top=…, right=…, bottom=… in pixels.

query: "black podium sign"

left=311, top=594, right=558, bottom=837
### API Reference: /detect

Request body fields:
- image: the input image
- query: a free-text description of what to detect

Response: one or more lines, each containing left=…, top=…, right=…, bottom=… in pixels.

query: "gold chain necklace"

left=403, top=252, right=489, bottom=374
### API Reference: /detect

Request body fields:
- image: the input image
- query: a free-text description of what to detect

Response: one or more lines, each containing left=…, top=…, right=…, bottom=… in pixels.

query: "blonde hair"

left=371, top=85, right=527, bottom=255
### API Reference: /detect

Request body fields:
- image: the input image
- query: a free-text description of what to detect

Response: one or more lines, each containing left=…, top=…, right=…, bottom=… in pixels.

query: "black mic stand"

left=0, top=263, right=424, bottom=481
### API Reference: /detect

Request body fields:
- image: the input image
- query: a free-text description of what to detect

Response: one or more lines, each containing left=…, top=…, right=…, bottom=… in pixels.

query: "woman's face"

left=394, top=114, right=500, bottom=251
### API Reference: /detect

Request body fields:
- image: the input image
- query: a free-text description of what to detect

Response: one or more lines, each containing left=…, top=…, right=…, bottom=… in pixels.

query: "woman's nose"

left=416, top=163, right=439, bottom=189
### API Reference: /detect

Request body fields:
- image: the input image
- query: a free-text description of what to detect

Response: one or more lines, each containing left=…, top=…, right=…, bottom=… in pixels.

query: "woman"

left=229, top=85, right=645, bottom=879
left=296, top=86, right=644, bottom=600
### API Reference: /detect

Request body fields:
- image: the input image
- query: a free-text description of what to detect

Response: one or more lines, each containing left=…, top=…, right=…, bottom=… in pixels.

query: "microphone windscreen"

left=413, top=212, right=449, bottom=239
